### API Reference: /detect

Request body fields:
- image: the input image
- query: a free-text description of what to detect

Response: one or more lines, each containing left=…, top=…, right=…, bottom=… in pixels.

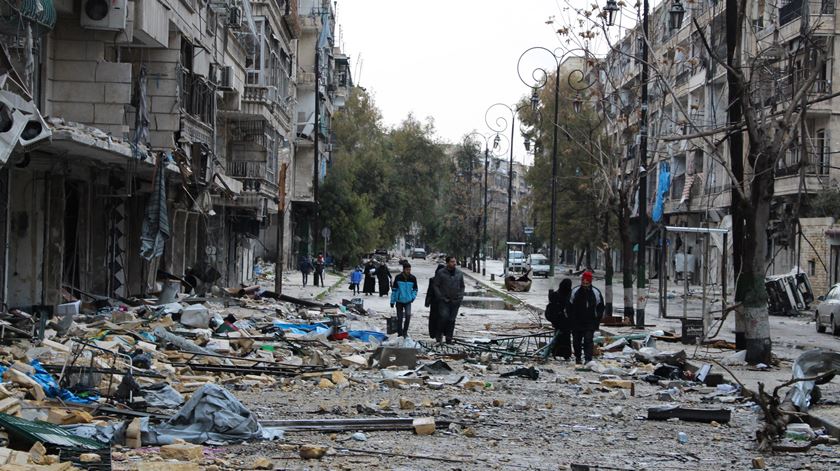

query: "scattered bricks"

left=3, top=368, right=45, bottom=401
left=252, top=456, right=272, bottom=469
left=378, top=399, right=391, bottom=409
left=463, top=379, right=486, bottom=391
left=412, top=417, right=436, bottom=435
left=298, top=445, right=328, bottom=460
left=399, top=398, right=415, bottom=410
left=600, top=379, right=635, bottom=395
left=752, top=457, right=766, bottom=469
left=463, top=427, right=477, bottom=438
left=0, top=397, right=21, bottom=415
left=95, top=61, right=132, bottom=83
left=126, top=418, right=143, bottom=449
left=331, top=370, right=348, bottom=385
left=318, top=378, right=334, bottom=389
left=28, top=442, right=47, bottom=464
left=160, top=444, right=204, bottom=462
left=0, top=447, right=30, bottom=465
left=79, top=453, right=102, bottom=463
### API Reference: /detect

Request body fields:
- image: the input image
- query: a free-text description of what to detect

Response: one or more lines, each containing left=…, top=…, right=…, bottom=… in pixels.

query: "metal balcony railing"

left=780, top=0, right=835, bottom=27
left=777, top=137, right=831, bottom=176
left=228, top=160, right=280, bottom=195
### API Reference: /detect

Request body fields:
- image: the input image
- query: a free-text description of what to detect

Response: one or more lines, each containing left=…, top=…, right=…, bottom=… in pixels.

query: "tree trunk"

left=619, top=202, right=635, bottom=322
left=726, top=0, right=748, bottom=350
left=603, top=210, right=614, bottom=317
left=740, top=152, right=773, bottom=364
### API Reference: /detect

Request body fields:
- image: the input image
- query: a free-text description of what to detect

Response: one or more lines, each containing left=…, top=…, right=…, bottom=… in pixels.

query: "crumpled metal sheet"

left=789, top=349, right=840, bottom=410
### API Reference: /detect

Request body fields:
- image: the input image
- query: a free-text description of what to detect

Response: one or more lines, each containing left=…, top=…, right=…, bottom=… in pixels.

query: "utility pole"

left=483, top=147, right=489, bottom=276
left=312, top=49, right=321, bottom=257
left=635, top=0, right=650, bottom=329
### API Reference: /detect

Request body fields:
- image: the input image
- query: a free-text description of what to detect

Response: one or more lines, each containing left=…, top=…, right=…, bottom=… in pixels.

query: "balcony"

left=241, top=84, right=293, bottom=130
left=228, top=160, right=280, bottom=199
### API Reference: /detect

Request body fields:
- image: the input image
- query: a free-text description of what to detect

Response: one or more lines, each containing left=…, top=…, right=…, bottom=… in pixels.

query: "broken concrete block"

left=160, top=444, right=204, bottom=462
left=205, top=339, right=231, bottom=353
left=752, top=457, right=766, bottom=469
left=29, top=442, right=47, bottom=464
left=252, top=456, right=272, bottom=469
left=463, top=379, right=486, bottom=390
left=412, top=417, right=435, bottom=435
left=0, top=397, right=21, bottom=415
left=331, top=371, right=348, bottom=385
left=180, top=304, right=210, bottom=328
left=0, top=446, right=30, bottom=465
left=600, top=379, right=634, bottom=395
left=298, top=445, right=328, bottom=460
left=79, top=453, right=102, bottom=463
left=126, top=418, right=142, bottom=449
left=340, top=355, right=367, bottom=368
left=318, top=378, right=335, bottom=389
left=3, top=368, right=46, bottom=400
left=399, top=398, right=415, bottom=410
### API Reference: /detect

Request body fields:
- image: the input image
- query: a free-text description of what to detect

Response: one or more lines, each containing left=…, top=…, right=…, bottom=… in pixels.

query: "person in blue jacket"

left=349, top=266, right=364, bottom=295
left=390, top=263, right=419, bottom=337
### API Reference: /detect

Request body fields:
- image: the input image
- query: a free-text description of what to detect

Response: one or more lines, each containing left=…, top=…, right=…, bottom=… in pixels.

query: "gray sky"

left=338, top=0, right=593, bottom=166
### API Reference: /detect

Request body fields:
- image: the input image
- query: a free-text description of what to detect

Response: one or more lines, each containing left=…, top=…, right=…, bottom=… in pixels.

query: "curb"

left=460, top=270, right=546, bottom=317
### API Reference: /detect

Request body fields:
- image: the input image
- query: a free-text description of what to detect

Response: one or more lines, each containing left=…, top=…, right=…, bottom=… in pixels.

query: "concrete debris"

left=299, top=445, right=328, bottom=460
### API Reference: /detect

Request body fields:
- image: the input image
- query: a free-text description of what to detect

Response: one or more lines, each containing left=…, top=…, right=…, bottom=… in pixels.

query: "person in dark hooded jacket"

left=544, top=278, right=573, bottom=360
left=566, top=271, right=605, bottom=364
left=425, top=264, right=446, bottom=339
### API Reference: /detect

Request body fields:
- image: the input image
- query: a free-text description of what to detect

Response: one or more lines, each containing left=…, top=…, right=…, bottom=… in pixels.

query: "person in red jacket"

left=566, top=271, right=605, bottom=364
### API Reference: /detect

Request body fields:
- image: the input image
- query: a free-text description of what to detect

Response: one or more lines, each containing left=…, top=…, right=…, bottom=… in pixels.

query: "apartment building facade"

left=596, top=0, right=840, bottom=295
left=0, top=0, right=348, bottom=309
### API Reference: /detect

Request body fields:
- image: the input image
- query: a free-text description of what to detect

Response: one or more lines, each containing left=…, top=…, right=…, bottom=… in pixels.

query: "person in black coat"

left=363, top=260, right=377, bottom=295
left=545, top=278, right=573, bottom=360
left=375, top=262, right=392, bottom=297
left=425, top=264, right=445, bottom=339
left=566, top=271, right=605, bottom=364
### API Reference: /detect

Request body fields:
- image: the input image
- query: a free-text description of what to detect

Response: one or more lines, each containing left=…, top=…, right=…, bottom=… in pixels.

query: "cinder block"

left=152, top=113, right=180, bottom=132
left=49, top=101, right=94, bottom=123
left=95, top=62, right=132, bottom=83
left=53, top=60, right=97, bottom=82
left=94, top=104, right=127, bottom=125
left=52, top=82, right=104, bottom=103
left=104, top=83, right=131, bottom=103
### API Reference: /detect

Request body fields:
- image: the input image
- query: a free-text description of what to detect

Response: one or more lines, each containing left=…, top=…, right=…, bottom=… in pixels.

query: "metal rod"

left=483, top=147, right=489, bottom=276
left=549, top=62, right=560, bottom=277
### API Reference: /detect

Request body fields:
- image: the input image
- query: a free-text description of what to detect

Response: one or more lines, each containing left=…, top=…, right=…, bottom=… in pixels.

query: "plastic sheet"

left=789, top=349, right=840, bottom=410
left=144, top=384, right=278, bottom=445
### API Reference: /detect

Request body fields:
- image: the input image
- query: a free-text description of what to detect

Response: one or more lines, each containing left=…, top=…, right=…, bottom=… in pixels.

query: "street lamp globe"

left=530, top=87, right=540, bottom=111
left=573, top=93, right=582, bottom=114
left=669, top=0, right=686, bottom=31
left=603, top=0, right=619, bottom=27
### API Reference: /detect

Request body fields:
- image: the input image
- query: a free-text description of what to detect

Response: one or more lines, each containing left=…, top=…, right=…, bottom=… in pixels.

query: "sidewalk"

left=262, top=269, right=346, bottom=301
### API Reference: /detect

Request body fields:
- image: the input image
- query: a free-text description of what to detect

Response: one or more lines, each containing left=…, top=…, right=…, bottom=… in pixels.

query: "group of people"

left=298, top=253, right=326, bottom=287
left=545, top=271, right=605, bottom=364
left=347, top=260, right=394, bottom=297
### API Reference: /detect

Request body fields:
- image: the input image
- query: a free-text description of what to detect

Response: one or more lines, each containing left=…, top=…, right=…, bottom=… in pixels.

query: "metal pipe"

left=483, top=147, right=489, bottom=276
left=549, top=62, right=560, bottom=277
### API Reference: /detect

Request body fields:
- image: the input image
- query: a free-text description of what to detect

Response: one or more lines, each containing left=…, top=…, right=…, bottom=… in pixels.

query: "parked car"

left=410, top=248, right=427, bottom=260
left=815, top=283, right=840, bottom=334
left=527, top=254, right=550, bottom=277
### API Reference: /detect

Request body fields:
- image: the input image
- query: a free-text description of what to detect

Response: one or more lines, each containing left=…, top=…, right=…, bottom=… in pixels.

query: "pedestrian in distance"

left=566, top=271, right=605, bottom=365
left=432, top=256, right=465, bottom=344
left=349, top=266, right=363, bottom=295
left=390, top=263, right=419, bottom=337
left=544, top=278, right=573, bottom=360
left=298, top=255, right=314, bottom=287
left=425, top=263, right=446, bottom=339
left=313, top=253, right=325, bottom=287
left=375, top=261, right=392, bottom=297
left=363, top=260, right=377, bottom=295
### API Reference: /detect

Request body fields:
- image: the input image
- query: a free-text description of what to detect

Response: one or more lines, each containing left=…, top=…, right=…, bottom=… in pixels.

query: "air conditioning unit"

left=219, top=65, right=234, bottom=91
left=227, top=6, right=242, bottom=29
left=80, top=0, right=128, bottom=31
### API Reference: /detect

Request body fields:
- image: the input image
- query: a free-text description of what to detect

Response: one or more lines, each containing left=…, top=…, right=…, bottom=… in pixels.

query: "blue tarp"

left=272, top=322, right=330, bottom=336
left=652, top=163, right=671, bottom=223
left=0, top=361, right=97, bottom=404
left=347, top=331, right=388, bottom=343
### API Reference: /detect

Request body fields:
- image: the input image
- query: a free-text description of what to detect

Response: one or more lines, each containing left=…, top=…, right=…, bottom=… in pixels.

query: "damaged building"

left=0, top=0, right=350, bottom=310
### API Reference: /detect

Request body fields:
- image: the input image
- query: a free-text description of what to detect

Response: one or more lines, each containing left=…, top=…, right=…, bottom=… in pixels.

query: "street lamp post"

left=464, top=131, right=507, bottom=276
left=485, top=103, right=528, bottom=276
left=603, top=0, right=685, bottom=328
left=517, top=47, right=595, bottom=278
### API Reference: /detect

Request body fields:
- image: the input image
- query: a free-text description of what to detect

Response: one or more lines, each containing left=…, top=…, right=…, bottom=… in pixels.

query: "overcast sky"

left=337, top=0, right=596, bottom=166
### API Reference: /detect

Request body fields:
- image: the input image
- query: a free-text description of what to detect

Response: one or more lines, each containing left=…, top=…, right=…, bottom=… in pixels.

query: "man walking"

left=390, top=263, right=419, bottom=337
left=432, top=256, right=465, bottom=344
left=566, top=271, right=605, bottom=364
left=298, top=256, right=314, bottom=287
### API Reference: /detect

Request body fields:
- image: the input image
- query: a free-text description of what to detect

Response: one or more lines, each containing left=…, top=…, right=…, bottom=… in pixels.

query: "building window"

left=809, top=260, right=817, bottom=276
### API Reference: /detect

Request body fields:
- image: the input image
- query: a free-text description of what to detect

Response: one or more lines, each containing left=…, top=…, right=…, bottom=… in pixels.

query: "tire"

left=817, top=312, right=827, bottom=333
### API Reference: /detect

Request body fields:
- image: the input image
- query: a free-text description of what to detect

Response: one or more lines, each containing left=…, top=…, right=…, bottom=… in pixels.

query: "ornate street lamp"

left=517, top=46, right=595, bottom=277
left=465, top=130, right=508, bottom=276
left=530, top=87, right=540, bottom=111
left=669, top=0, right=686, bottom=31
left=603, top=0, right=619, bottom=27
